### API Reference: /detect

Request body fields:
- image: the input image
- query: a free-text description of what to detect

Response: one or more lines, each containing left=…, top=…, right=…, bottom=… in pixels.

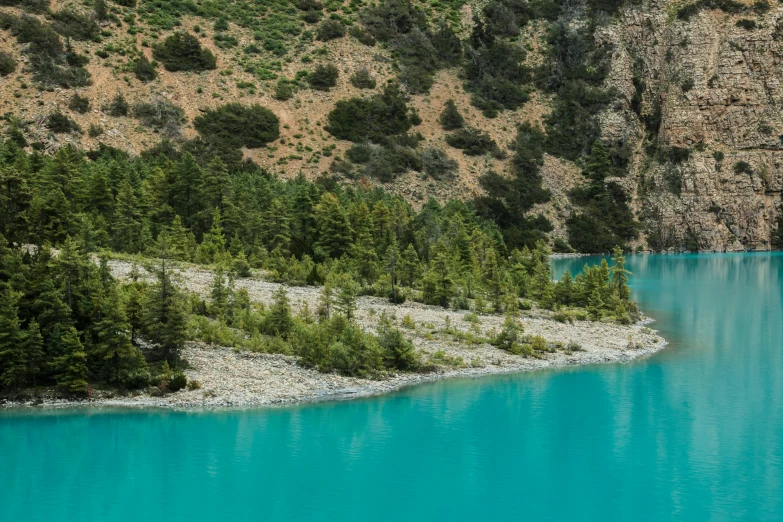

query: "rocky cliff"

left=599, top=1, right=783, bottom=251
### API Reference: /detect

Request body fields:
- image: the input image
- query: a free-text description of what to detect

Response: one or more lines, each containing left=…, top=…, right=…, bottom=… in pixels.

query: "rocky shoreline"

left=1, top=261, right=669, bottom=411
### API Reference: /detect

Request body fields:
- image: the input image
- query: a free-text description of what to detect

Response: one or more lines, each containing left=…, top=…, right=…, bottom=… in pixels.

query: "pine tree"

left=266, top=286, right=293, bottom=337
left=483, top=248, right=502, bottom=312
left=55, top=327, right=89, bottom=396
left=262, top=197, right=291, bottom=255
left=583, top=140, right=612, bottom=184
left=23, top=320, right=44, bottom=387
left=201, top=157, right=232, bottom=219
left=0, top=166, right=32, bottom=245
left=169, top=215, right=195, bottom=261
left=350, top=202, right=379, bottom=284
left=314, top=193, right=353, bottom=259
left=610, top=246, right=631, bottom=302
left=91, top=286, right=146, bottom=386
left=0, top=286, right=27, bottom=390
left=440, top=99, right=465, bottom=130
left=318, top=276, right=336, bottom=320
left=385, top=240, right=401, bottom=304
left=335, top=273, right=359, bottom=320
left=195, top=208, right=226, bottom=264
left=113, top=180, right=142, bottom=253
left=290, top=179, right=317, bottom=257
left=398, top=244, right=421, bottom=288
left=171, top=153, right=204, bottom=232
left=587, top=289, right=604, bottom=321
left=209, top=264, right=234, bottom=319
left=143, top=235, right=187, bottom=365
left=423, top=244, right=454, bottom=308
left=555, top=270, right=574, bottom=306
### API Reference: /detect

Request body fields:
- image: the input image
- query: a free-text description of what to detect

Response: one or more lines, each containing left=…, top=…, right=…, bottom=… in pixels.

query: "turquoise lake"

left=1, top=253, right=782, bottom=521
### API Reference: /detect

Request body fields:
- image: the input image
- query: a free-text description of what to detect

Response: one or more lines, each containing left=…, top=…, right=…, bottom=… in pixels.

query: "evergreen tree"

left=266, top=286, right=293, bottom=337
left=314, top=193, right=353, bottom=259
left=335, top=273, right=359, bottom=320
left=171, top=153, right=204, bottom=232
left=0, top=286, right=27, bottom=390
left=318, top=276, right=336, bottom=320
left=23, top=320, right=44, bottom=387
left=195, top=208, right=226, bottom=264
left=350, top=202, right=379, bottom=284
left=555, top=270, right=574, bottom=306
left=398, top=243, right=421, bottom=287
left=440, top=99, right=465, bottom=130
left=92, top=287, right=146, bottom=386
left=423, top=244, right=454, bottom=307
left=143, top=236, right=187, bottom=365
left=263, top=197, right=291, bottom=255
left=201, top=157, right=233, bottom=220
left=610, top=246, right=631, bottom=302
left=587, top=289, right=604, bottom=320
left=0, top=166, right=32, bottom=244
left=113, top=180, right=142, bottom=253
left=483, top=248, right=502, bottom=312
left=209, top=264, right=234, bottom=318
left=385, top=240, right=401, bottom=304
left=54, top=326, right=89, bottom=395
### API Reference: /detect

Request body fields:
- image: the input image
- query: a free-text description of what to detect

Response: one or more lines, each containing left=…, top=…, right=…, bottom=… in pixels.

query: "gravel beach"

left=1, top=260, right=668, bottom=410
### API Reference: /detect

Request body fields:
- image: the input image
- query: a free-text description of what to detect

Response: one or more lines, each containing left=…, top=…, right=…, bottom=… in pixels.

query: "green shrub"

left=681, top=78, right=694, bottom=92
left=445, top=127, right=503, bottom=157
left=273, top=79, right=296, bottom=100
left=736, top=19, right=756, bottom=30
left=133, top=97, right=185, bottom=137
left=308, top=63, right=339, bottom=90
left=316, top=19, right=345, bottom=41
left=105, top=93, right=129, bottom=116
left=46, top=111, right=82, bottom=134
left=420, top=147, right=457, bottom=179
left=68, top=93, right=90, bottom=114
left=326, top=84, right=414, bottom=143
left=214, top=33, right=239, bottom=49
left=360, top=0, right=426, bottom=43
left=350, top=68, right=376, bottom=89
left=52, top=9, right=100, bottom=41
left=733, top=161, right=752, bottom=174
left=194, top=103, right=280, bottom=149
left=439, top=99, right=464, bottom=130
left=88, top=124, right=103, bottom=137
left=133, top=55, right=157, bottom=83
left=0, top=51, right=16, bottom=76
left=350, top=25, right=376, bottom=46
left=169, top=372, right=187, bottom=392
left=153, top=32, right=217, bottom=72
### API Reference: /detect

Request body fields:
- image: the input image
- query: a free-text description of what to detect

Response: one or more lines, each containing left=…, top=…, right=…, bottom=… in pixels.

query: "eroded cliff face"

left=599, top=0, right=783, bottom=251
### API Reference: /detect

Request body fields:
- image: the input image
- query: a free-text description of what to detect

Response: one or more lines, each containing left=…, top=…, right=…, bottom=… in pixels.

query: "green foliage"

left=420, top=148, right=457, bottom=180
left=677, top=0, right=746, bottom=20
left=308, top=63, right=339, bottom=90
left=105, top=93, right=130, bottom=117
left=316, top=19, right=345, bottom=41
left=274, top=79, right=297, bottom=100
left=169, top=371, right=187, bottom=391
left=445, top=127, right=502, bottom=157
left=47, top=112, right=82, bottom=134
left=52, top=9, right=100, bottom=41
left=326, top=84, right=414, bottom=143
left=194, top=103, right=280, bottom=149
left=68, top=94, right=91, bottom=114
left=439, top=100, right=464, bottom=130
left=153, top=32, right=217, bottom=72
left=0, top=51, right=16, bottom=76
left=133, top=55, right=158, bottom=83
left=133, top=97, right=186, bottom=137
left=350, top=68, right=376, bottom=89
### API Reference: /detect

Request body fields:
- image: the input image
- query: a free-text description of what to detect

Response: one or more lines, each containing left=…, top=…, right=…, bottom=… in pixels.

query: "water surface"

left=2, top=253, right=781, bottom=521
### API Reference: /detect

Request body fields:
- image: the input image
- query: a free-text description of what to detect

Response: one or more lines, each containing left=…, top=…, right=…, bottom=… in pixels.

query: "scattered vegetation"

left=153, top=32, right=217, bottom=72
left=194, top=103, right=280, bottom=149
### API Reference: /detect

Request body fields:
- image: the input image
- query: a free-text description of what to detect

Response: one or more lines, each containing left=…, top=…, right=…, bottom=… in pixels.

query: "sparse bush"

left=308, top=63, right=339, bottom=90
left=0, top=51, right=16, bottom=76
left=133, top=97, right=185, bottom=137
left=350, top=68, right=376, bottom=89
left=46, top=111, right=82, bottom=134
left=105, top=93, right=129, bottom=116
left=445, top=127, right=503, bottom=157
left=194, top=103, right=280, bottom=149
left=350, top=25, right=376, bottom=46
left=88, top=124, right=103, bottom=137
left=133, top=55, right=157, bottom=83
left=420, top=147, right=458, bottom=179
left=52, top=9, right=100, bottom=41
left=274, top=79, right=297, bottom=100
left=736, top=19, right=756, bottom=30
left=316, top=19, right=345, bottom=41
left=734, top=160, right=752, bottom=174
left=681, top=78, right=694, bottom=92
left=153, top=32, right=217, bottom=72
left=68, top=93, right=90, bottom=114
left=439, top=99, right=464, bottom=130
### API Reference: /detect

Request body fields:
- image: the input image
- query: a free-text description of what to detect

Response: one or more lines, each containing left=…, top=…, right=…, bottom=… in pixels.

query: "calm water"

left=1, top=253, right=782, bottom=521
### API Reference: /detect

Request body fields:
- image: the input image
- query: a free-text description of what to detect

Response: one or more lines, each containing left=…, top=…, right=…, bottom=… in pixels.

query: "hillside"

left=1, top=0, right=782, bottom=252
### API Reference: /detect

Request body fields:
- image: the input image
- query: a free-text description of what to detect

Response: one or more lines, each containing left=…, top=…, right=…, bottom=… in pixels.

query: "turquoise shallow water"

left=1, top=253, right=782, bottom=521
